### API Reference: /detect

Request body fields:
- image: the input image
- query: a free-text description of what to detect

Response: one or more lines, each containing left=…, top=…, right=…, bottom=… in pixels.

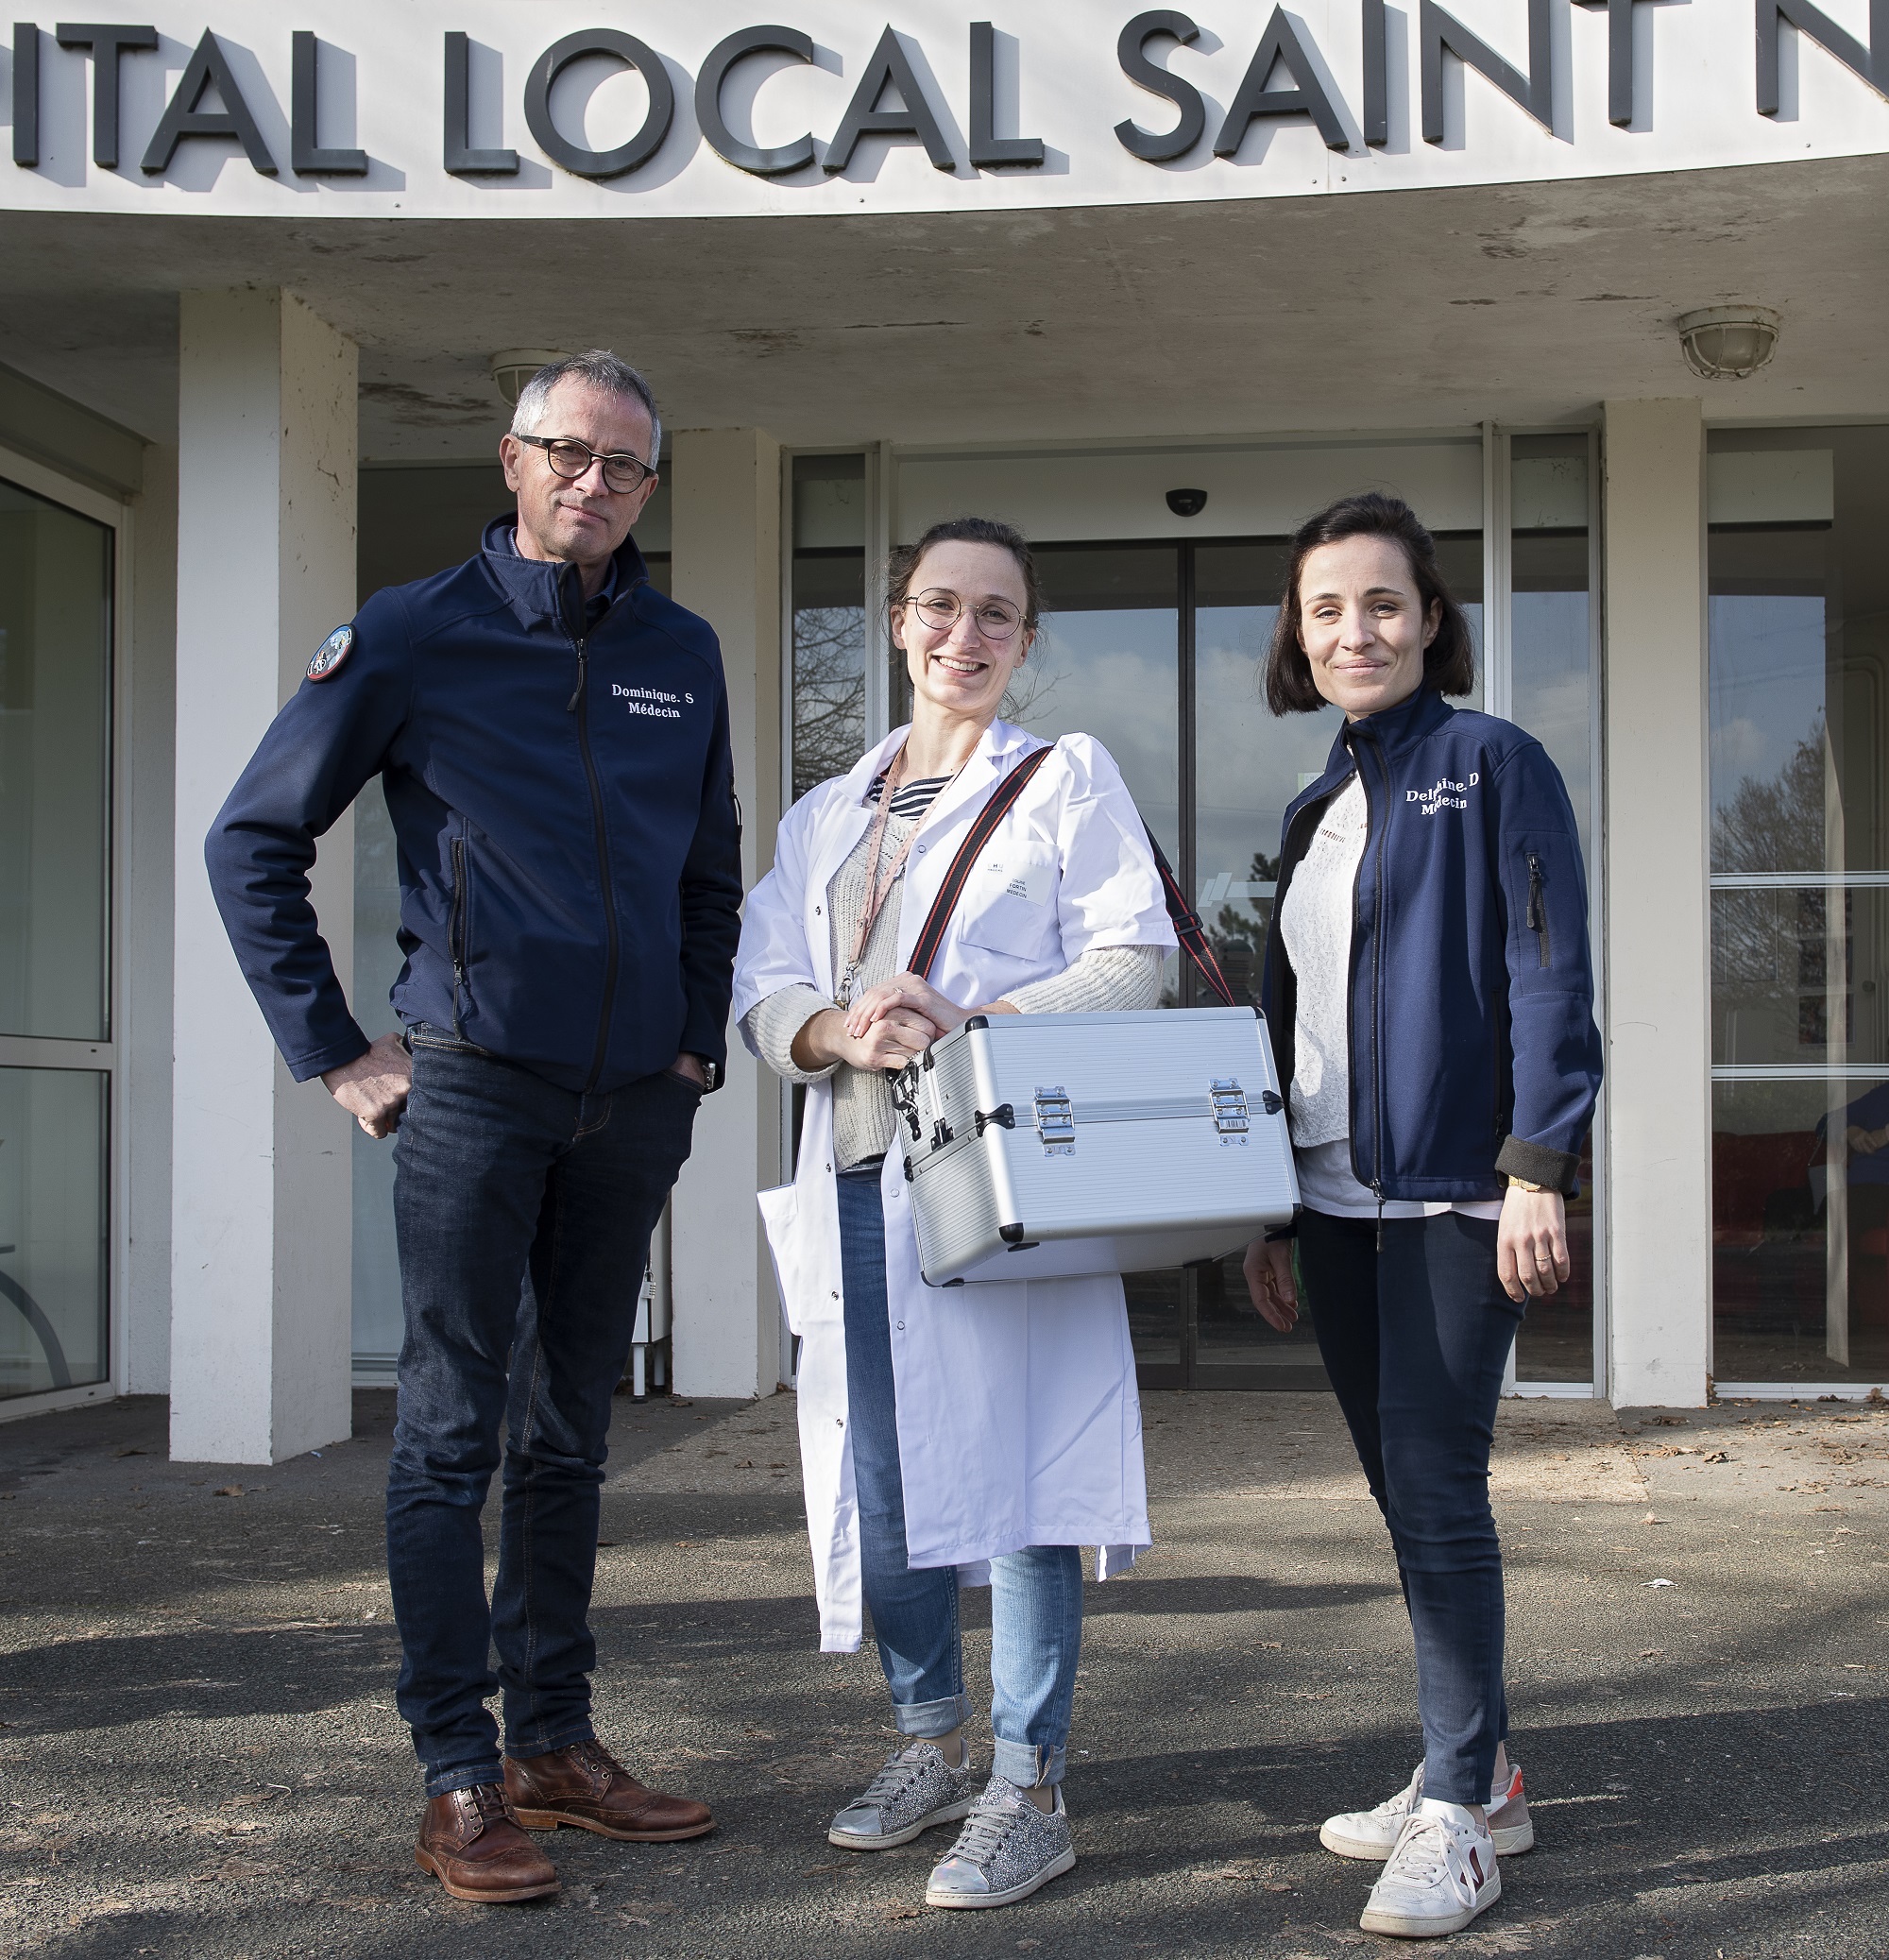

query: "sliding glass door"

left=0, top=473, right=114, bottom=1402
left=786, top=443, right=1596, bottom=1391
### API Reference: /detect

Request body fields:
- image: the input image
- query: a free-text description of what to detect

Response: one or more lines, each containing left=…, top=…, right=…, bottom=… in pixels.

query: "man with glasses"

left=205, top=351, right=742, bottom=1903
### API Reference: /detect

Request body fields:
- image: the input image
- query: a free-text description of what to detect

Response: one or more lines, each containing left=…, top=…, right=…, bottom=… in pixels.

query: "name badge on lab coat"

left=976, top=850, right=1053, bottom=907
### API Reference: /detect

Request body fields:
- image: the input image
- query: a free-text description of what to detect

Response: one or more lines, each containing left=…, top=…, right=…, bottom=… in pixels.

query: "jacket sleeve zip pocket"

left=1524, top=852, right=1550, bottom=968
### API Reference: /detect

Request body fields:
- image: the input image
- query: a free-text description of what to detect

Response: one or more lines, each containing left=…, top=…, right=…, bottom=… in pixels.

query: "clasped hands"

left=790, top=973, right=1017, bottom=1076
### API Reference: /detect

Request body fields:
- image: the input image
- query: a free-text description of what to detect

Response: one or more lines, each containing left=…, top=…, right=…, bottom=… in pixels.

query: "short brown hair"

left=1264, top=492, right=1476, bottom=715
left=889, top=516, right=1042, bottom=630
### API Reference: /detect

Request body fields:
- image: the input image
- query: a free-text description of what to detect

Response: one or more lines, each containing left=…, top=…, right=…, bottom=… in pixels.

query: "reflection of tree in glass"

left=1000, top=657, right=1064, bottom=727
left=791, top=606, right=866, bottom=799
left=1712, top=715, right=1826, bottom=878
left=1710, top=720, right=1841, bottom=1050
left=1203, top=848, right=1281, bottom=1006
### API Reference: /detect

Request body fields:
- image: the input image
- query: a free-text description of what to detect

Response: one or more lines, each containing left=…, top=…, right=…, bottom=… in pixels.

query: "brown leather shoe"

left=505, top=1738, right=716, bottom=1843
left=414, top=1783, right=560, bottom=1903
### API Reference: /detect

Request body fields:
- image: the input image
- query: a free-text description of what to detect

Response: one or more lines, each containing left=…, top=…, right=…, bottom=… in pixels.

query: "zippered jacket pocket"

left=448, top=832, right=471, bottom=1034
left=1523, top=850, right=1551, bottom=968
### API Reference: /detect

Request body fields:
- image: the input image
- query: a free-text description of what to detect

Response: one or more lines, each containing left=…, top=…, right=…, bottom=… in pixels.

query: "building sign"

left=5, top=0, right=1886, bottom=219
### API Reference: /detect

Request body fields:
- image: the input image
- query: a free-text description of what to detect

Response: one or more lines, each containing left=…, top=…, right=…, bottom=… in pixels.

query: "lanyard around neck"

left=838, top=742, right=968, bottom=1004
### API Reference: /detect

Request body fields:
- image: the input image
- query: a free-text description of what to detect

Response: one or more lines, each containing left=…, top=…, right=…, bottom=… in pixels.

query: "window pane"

left=792, top=456, right=868, bottom=800
left=0, top=1066, right=107, bottom=1398
left=1510, top=435, right=1592, bottom=862
left=1194, top=540, right=1326, bottom=1008
left=1712, top=1077, right=1889, bottom=1386
left=0, top=478, right=111, bottom=1040
left=1022, top=545, right=1180, bottom=857
left=792, top=550, right=866, bottom=799
left=1507, top=437, right=1595, bottom=1381
left=1710, top=425, right=1889, bottom=1384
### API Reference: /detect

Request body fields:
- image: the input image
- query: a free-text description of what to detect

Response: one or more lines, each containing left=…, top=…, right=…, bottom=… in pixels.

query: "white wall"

left=668, top=427, right=784, bottom=1399
left=169, top=289, right=360, bottom=1463
left=1602, top=398, right=1711, bottom=1407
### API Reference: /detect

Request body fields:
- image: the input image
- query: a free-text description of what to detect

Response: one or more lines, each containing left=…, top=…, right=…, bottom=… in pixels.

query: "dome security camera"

left=1166, top=487, right=1208, bottom=518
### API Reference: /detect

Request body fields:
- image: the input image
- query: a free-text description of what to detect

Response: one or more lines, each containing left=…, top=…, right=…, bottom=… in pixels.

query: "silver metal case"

left=893, top=1007, right=1299, bottom=1287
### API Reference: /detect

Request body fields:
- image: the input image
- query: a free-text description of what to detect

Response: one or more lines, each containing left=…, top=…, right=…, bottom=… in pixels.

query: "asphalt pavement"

left=2, top=1386, right=1885, bottom=1960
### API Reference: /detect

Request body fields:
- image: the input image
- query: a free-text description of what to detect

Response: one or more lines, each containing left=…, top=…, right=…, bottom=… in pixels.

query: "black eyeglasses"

left=517, top=434, right=655, bottom=495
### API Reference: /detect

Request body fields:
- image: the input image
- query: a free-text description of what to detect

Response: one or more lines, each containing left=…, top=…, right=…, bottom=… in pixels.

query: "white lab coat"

left=734, top=718, right=1178, bottom=1651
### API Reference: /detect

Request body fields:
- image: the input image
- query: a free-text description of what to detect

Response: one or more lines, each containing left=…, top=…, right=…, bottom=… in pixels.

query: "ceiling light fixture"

left=1676, top=306, right=1780, bottom=382
left=488, top=348, right=571, bottom=406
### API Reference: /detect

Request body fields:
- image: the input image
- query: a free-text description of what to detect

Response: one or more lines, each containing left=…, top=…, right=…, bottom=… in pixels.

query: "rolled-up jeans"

left=1296, top=1206, right=1522, bottom=1806
left=837, top=1164, right=1082, bottom=1789
left=385, top=1026, right=699, bottom=1797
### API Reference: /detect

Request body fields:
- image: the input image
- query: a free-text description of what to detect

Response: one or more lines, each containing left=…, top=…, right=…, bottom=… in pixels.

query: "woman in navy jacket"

left=1243, top=493, right=1601, bottom=1941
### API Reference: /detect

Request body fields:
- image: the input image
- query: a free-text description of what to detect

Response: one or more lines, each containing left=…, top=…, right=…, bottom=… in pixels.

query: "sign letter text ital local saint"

left=6, top=2, right=1886, bottom=218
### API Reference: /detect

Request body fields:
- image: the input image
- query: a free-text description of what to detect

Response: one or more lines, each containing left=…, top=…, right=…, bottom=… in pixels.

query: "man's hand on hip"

left=669, top=1052, right=708, bottom=1087
left=323, top=1032, right=413, bottom=1138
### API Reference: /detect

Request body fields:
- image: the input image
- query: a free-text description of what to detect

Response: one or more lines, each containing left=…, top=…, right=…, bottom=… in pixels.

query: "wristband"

left=1507, top=1176, right=1549, bottom=1194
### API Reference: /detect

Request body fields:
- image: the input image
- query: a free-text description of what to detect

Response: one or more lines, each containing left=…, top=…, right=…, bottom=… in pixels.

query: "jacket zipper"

left=1525, top=852, right=1551, bottom=968
left=1346, top=732, right=1389, bottom=1250
left=1263, top=787, right=1342, bottom=1147
left=449, top=832, right=468, bottom=1036
left=561, top=572, right=621, bottom=1094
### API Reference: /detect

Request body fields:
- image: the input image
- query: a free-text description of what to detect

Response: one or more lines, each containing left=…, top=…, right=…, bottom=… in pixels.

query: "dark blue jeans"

left=1297, top=1208, right=1523, bottom=1806
left=838, top=1166, right=1082, bottom=1788
left=386, top=1027, right=699, bottom=1797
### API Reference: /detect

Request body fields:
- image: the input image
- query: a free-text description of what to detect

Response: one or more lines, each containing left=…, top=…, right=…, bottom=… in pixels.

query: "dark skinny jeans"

left=1297, top=1207, right=1522, bottom=1805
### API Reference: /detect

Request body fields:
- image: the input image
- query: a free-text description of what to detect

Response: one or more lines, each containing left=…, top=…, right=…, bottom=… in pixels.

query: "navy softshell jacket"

left=206, top=520, right=744, bottom=1096
left=1260, top=686, right=1603, bottom=1202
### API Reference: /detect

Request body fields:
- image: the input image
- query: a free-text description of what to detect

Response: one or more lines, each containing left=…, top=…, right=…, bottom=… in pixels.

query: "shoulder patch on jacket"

left=307, top=625, right=354, bottom=682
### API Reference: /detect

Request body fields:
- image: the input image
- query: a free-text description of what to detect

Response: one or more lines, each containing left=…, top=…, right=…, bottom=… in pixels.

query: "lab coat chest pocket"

left=957, top=841, right=1059, bottom=961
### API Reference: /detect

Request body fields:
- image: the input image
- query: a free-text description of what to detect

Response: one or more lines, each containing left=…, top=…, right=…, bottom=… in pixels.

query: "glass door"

left=0, top=472, right=114, bottom=1401
left=797, top=447, right=1606, bottom=1391
left=1025, top=546, right=1189, bottom=1377
left=998, top=529, right=1492, bottom=1387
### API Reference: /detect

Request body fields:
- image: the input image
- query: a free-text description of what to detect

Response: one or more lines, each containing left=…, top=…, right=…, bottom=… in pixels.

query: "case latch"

left=1032, top=1086, right=1075, bottom=1155
left=1210, top=1078, right=1251, bottom=1144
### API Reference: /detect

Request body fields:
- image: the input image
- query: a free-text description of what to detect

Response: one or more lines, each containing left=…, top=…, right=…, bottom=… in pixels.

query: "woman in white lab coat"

left=733, top=517, right=1176, bottom=1913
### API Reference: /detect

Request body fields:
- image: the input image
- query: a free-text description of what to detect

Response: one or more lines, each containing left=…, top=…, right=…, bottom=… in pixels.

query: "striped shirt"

left=865, top=772, right=953, bottom=823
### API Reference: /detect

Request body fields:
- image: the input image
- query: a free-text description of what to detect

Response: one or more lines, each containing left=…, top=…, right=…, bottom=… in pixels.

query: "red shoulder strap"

left=1140, top=824, right=1240, bottom=1008
left=907, top=745, right=1055, bottom=983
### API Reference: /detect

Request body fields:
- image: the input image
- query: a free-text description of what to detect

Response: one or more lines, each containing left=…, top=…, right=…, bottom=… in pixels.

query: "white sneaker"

left=1320, top=1760, right=1533, bottom=1861
left=1359, top=1799, right=1501, bottom=1939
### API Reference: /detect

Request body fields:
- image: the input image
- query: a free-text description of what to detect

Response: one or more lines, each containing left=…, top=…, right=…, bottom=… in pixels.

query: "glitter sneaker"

left=1320, top=1760, right=1533, bottom=1861
left=1359, top=1799, right=1501, bottom=1938
left=924, top=1774, right=1076, bottom=1910
left=827, top=1738, right=978, bottom=1851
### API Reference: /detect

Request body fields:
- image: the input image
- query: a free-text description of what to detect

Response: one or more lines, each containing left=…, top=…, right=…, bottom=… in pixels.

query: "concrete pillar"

left=123, top=442, right=178, bottom=1394
left=668, top=428, right=784, bottom=1399
left=1602, top=399, right=1711, bottom=1407
left=168, top=290, right=358, bottom=1463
